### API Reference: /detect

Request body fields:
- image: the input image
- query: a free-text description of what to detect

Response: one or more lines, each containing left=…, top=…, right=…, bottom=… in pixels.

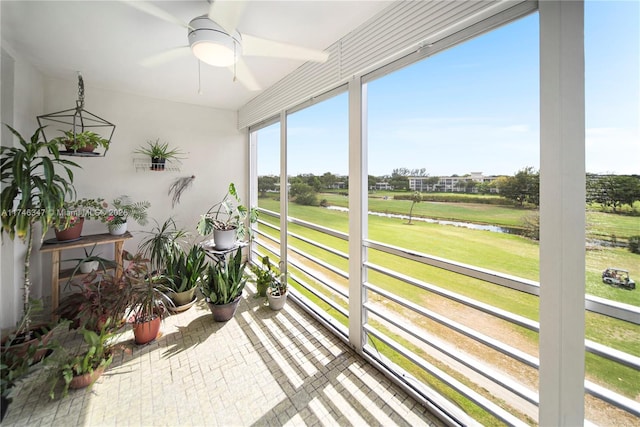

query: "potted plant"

left=56, top=251, right=143, bottom=332
left=51, top=130, right=110, bottom=154
left=158, top=244, right=207, bottom=310
left=45, top=321, right=115, bottom=399
left=1, top=125, right=79, bottom=347
left=200, top=247, right=247, bottom=322
left=266, top=264, right=288, bottom=311
left=102, top=195, right=150, bottom=235
left=53, top=198, right=106, bottom=241
left=134, top=138, right=184, bottom=171
left=250, top=255, right=278, bottom=298
left=138, top=218, right=189, bottom=274
left=197, top=183, right=258, bottom=250
left=114, top=252, right=171, bottom=345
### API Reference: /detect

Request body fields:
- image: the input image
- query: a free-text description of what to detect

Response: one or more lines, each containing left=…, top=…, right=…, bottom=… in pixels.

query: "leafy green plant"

left=250, top=256, right=280, bottom=297
left=53, top=197, right=107, bottom=231
left=1, top=125, right=79, bottom=329
left=52, top=130, right=110, bottom=151
left=103, top=195, right=150, bottom=226
left=200, top=247, right=247, bottom=305
left=134, top=138, right=184, bottom=160
left=138, top=218, right=189, bottom=273
left=197, top=182, right=258, bottom=238
left=161, top=244, right=207, bottom=294
left=46, top=321, right=114, bottom=399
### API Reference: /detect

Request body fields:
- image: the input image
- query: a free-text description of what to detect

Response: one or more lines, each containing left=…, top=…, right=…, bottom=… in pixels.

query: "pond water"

left=325, top=206, right=524, bottom=235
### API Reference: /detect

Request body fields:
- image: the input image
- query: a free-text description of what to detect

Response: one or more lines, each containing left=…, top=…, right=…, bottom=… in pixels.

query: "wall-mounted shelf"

left=133, top=157, right=181, bottom=172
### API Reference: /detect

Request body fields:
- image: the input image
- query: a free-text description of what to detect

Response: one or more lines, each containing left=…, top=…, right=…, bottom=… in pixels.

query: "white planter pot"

left=267, top=288, right=287, bottom=311
left=108, top=222, right=127, bottom=236
left=213, top=228, right=236, bottom=250
left=79, top=260, right=99, bottom=274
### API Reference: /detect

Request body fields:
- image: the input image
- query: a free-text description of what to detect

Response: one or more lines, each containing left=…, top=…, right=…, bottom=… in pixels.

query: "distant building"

left=409, top=172, right=500, bottom=193
left=374, top=181, right=392, bottom=191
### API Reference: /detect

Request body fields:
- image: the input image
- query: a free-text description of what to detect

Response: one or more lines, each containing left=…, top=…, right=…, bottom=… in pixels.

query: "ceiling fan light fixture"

left=188, top=15, right=241, bottom=67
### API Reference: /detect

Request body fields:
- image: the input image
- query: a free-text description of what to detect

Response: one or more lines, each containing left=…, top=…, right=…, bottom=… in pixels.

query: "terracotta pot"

left=0, top=324, right=54, bottom=364
left=213, top=228, right=236, bottom=250
left=77, top=144, right=96, bottom=153
left=54, top=218, right=84, bottom=241
left=133, top=316, right=161, bottom=345
left=267, top=288, right=288, bottom=311
left=108, top=222, right=127, bottom=236
left=206, top=296, right=241, bottom=322
left=69, top=365, right=106, bottom=389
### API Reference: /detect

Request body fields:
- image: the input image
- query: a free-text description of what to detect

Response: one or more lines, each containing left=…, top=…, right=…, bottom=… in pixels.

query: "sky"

left=257, top=1, right=639, bottom=177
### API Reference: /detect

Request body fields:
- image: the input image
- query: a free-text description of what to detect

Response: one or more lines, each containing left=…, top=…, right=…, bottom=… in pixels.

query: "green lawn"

left=256, top=195, right=640, bottom=401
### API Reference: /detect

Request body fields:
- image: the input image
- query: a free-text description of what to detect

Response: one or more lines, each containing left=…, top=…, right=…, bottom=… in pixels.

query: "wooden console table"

left=40, top=232, right=132, bottom=320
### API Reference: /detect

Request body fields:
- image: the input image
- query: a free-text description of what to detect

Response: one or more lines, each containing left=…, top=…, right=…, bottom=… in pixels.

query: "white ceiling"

left=1, top=0, right=393, bottom=110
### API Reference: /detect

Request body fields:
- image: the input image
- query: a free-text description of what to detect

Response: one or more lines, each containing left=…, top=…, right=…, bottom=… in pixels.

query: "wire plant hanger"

left=37, top=72, right=115, bottom=157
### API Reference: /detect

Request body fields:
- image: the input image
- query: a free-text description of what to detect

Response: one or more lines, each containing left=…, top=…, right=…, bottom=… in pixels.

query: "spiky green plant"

left=200, top=247, right=247, bottom=305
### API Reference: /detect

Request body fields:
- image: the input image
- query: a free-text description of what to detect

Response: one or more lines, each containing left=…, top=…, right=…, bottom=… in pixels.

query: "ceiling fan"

left=122, top=0, right=330, bottom=91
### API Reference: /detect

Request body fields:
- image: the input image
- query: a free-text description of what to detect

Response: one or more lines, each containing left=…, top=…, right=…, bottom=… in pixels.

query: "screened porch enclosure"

left=245, top=1, right=639, bottom=426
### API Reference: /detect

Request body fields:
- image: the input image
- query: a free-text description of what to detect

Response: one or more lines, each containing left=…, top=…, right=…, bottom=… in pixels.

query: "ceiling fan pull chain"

left=198, top=60, right=203, bottom=95
left=233, top=41, right=237, bottom=82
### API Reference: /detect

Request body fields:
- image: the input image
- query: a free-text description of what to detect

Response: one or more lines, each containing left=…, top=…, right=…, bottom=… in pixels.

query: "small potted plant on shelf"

left=1, top=125, right=79, bottom=357
left=103, top=195, right=150, bottom=235
left=52, top=130, right=110, bottom=154
left=134, top=138, right=184, bottom=171
left=200, top=247, right=247, bottom=322
left=53, top=198, right=107, bottom=241
left=45, top=321, right=115, bottom=399
left=197, top=183, right=258, bottom=250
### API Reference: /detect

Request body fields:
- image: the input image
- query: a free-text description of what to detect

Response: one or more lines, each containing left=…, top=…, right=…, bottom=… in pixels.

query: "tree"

left=368, top=175, right=378, bottom=190
left=426, top=176, right=440, bottom=191
left=321, top=172, right=337, bottom=189
left=495, top=167, right=539, bottom=207
left=407, top=191, right=422, bottom=225
left=257, top=175, right=278, bottom=197
left=588, top=174, right=640, bottom=212
left=289, top=182, right=317, bottom=206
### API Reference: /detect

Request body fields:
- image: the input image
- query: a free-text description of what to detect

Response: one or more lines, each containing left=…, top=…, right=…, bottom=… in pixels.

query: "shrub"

left=629, top=236, right=640, bottom=254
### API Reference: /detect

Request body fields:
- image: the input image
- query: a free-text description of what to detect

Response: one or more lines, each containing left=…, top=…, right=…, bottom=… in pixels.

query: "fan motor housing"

left=188, top=15, right=242, bottom=67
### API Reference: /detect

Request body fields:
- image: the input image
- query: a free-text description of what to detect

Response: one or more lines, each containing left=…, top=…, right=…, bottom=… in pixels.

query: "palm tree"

left=407, top=191, right=422, bottom=225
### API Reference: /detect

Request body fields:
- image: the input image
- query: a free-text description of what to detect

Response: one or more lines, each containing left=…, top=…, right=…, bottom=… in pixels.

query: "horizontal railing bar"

left=289, top=272, right=349, bottom=319
left=365, top=239, right=540, bottom=295
left=287, top=254, right=349, bottom=299
left=287, top=243, right=350, bottom=282
left=585, top=380, right=640, bottom=418
left=585, top=295, right=640, bottom=325
left=584, top=339, right=640, bottom=370
left=365, top=282, right=540, bottom=368
left=288, top=216, right=349, bottom=241
left=364, top=325, right=529, bottom=427
left=365, top=261, right=539, bottom=332
left=364, top=302, right=540, bottom=406
left=288, top=229, right=349, bottom=260
left=256, top=207, right=280, bottom=218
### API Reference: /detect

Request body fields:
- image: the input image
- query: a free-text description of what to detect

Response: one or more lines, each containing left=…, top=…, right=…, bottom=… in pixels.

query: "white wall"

left=0, top=46, right=46, bottom=329
left=1, top=73, right=246, bottom=330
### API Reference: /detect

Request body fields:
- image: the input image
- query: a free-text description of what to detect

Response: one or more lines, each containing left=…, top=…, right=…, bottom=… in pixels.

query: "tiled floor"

left=3, top=285, right=444, bottom=426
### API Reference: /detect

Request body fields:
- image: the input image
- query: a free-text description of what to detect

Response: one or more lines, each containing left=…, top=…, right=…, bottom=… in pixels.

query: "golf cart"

left=602, top=268, right=636, bottom=290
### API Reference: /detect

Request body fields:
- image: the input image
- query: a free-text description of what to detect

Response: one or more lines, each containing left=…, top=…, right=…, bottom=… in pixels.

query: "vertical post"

left=348, top=76, right=367, bottom=352
left=539, top=1, right=585, bottom=425
left=50, top=250, right=59, bottom=321
left=279, top=111, right=288, bottom=270
left=249, top=129, right=258, bottom=260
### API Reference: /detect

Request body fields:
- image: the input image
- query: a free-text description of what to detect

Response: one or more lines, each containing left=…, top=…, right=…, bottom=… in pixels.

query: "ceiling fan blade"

left=119, top=0, right=192, bottom=29
left=230, top=58, right=261, bottom=91
left=140, top=47, right=191, bottom=67
left=242, top=34, right=330, bottom=63
left=209, top=0, right=247, bottom=36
